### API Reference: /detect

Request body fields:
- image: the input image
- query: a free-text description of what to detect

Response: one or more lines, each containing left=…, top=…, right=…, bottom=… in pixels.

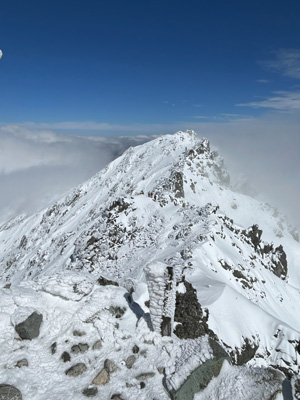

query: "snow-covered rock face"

left=0, top=130, right=300, bottom=399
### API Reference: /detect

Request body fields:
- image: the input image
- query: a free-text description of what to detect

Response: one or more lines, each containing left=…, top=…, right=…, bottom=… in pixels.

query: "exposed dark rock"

left=111, top=394, right=124, bottom=400
left=97, top=276, right=119, bottom=287
left=73, top=329, right=86, bottom=336
left=243, top=225, right=262, bottom=250
left=272, top=245, right=287, bottom=278
left=233, top=270, right=247, bottom=280
left=132, top=345, right=140, bottom=355
left=18, top=235, right=27, bottom=249
left=171, top=171, right=184, bottom=198
left=0, top=384, right=22, bottom=400
left=71, top=343, right=89, bottom=354
left=61, top=351, right=71, bottom=362
left=86, top=236, right=99, bottom=248
left=109, top=198, right=130, bottom=213
left=140, top=382, right=146, bottom=389
left=232, top=338, right=259, bottom=365
left=174, top=278, right=213, bottom=339
left=82, top=387, right=98, bottom=397
left=50, top=342, right=57, bottom=354
left=15, top=312, right=43, bottom=340
left=144, top=300, right=150, bottom=308
left=15, top=358, right=28, bottom=368
left=65, top=363, right=87, bottom=377
left=108, top=306, right=126, bottom=318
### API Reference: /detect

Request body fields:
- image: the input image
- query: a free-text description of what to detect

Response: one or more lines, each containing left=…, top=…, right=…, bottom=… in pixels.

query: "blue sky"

left=1, top=0, right=300, bottom=135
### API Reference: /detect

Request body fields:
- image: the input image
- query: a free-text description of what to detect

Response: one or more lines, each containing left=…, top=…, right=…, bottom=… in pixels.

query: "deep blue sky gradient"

left=1, top=0, right=300, bottom=131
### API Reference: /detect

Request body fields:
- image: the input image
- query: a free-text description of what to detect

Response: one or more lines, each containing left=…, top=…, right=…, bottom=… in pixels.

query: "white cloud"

left=260, top=49, right=300, bottom=79
left=237, top=90, right=300, bottom=111
left=257, top=79, right=269, bottom=83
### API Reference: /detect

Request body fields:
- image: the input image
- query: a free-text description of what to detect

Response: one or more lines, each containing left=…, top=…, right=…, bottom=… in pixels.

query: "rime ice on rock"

left=144, top=262, right=176, bottom=336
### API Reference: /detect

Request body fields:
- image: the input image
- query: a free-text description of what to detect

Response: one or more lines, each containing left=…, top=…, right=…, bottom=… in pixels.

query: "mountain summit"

left=0, top=130, right=299, bottom=399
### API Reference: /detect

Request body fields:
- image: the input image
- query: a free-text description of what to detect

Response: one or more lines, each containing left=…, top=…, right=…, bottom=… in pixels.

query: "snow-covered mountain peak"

left=1, top=131, right=300, bottom=400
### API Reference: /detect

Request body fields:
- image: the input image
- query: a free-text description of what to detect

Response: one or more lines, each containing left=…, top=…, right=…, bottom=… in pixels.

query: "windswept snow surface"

left=0, top=130, right=300, bottom=399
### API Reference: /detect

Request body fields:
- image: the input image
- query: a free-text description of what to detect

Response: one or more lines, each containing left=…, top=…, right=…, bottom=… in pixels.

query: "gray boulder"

left=82, top=387, right=98, bottom=397
left=15, top=359, right=28, bottom=368
left=15, top=312, right=43, bottom=340
left=125, top=355, right=136, bottom=369
left=65, top=363, right=87, bottom=377
left=0, top=384, right=22, bottom=400
left=71, top=343, right=89, bottom=354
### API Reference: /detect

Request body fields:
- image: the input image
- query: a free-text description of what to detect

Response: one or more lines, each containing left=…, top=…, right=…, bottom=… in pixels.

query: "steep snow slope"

left=0, top=130, right=300, bottom=399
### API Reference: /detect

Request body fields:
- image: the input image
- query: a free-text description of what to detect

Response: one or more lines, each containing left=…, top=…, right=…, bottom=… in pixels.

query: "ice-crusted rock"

left=145, top=262, right=176, bottom=336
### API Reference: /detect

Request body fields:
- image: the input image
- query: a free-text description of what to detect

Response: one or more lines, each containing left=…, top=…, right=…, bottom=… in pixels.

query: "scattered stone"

left=73, top=330, right=86, bottom=337
left=3, top=283, right=11, bottom=289
left=108, top=306, right=126, bottom=318
left=15, top=312, right=43, bottom=340
left=61, top=351, right=71, bottom=362
left=125, top=355, right=136, bottom=369
left=157, top=367, right=165, bottom=374
left=135, top=372, right=155, bottom=381
left=104, top=359, right=119, bottom=373
left=0, top=384, right=22, bottom=400
left=111, top=394, right=124, bottom=400
left=82, top=387, right=98, bottom=397
left=71, top=343, right=89, bottom=354
left=132, top=345, right=139, bottom=354
left=140, top=382, right=146, bottom=389
left=65, top=363, right=87, bottom=377
left=144, top=300, right=150, bottom=308
left=92, top=340, right=102, bottom=350
left=15, top=358, right=28, bottom=368
left=92, top=368, right=110, bottom=385
left=97, top=276, right=119, bottom=287
left=50, top=342, right=57, bottom=355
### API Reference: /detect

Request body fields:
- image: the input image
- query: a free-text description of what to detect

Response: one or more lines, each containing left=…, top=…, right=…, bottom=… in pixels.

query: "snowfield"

left=0, top=130, right=299, bottom=399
